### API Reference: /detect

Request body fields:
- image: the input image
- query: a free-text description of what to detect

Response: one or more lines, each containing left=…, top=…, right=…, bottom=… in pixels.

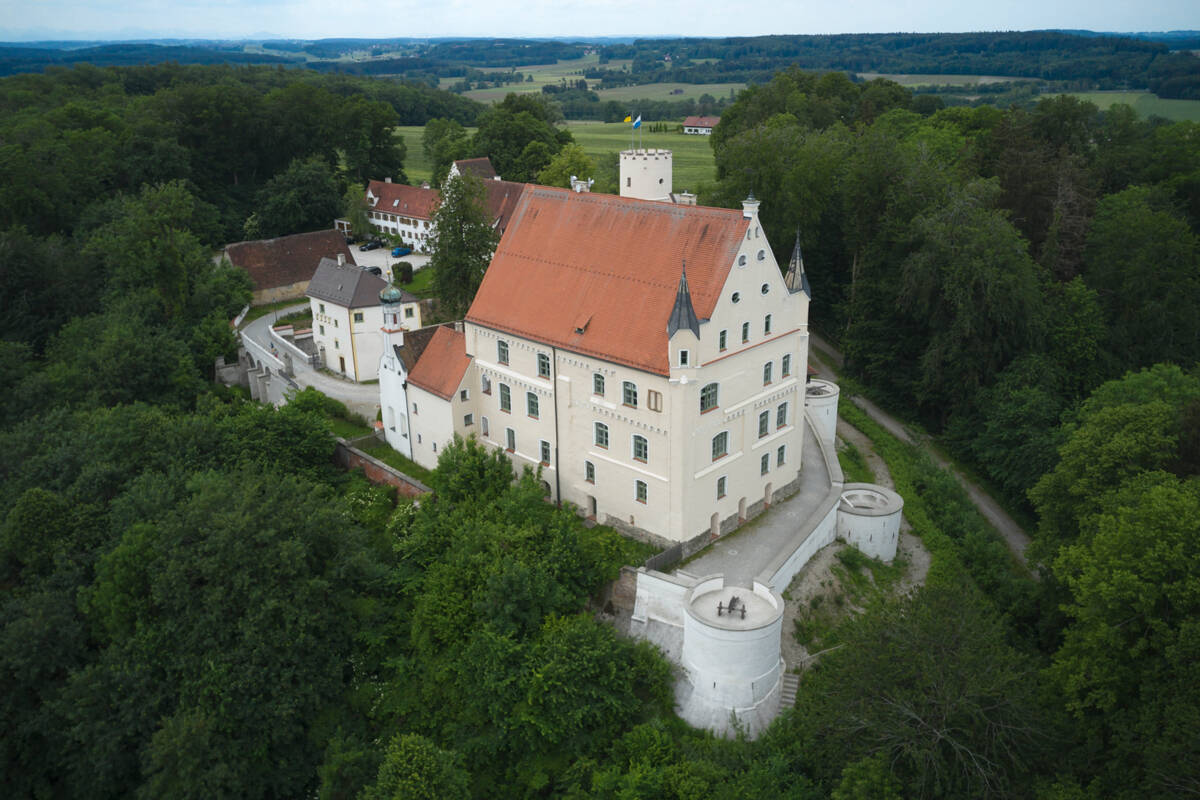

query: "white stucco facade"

left=619, top=149, right=673, bottom=202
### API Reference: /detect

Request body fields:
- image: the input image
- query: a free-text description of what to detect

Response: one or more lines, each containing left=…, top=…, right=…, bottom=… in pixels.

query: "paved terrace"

left=678, top=420, right=836, bottom=588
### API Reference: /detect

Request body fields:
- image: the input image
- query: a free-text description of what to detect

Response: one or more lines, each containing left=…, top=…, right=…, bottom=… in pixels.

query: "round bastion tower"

left=620, top=148, right=673, bottom=202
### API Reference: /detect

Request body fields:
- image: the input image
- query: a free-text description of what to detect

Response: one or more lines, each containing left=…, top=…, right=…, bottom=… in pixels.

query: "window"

left=433, top=442, right=437, bottom=453
left=761, top=281, right=769, bottom=293
left=585, top=460, right=595, bottom=483
left=594, top=422, right=609, bottom=449
left=497, top=339, right=509, bottom=364
left=460, top=389, right=469, bottom=401
left=763, top=361, right=773, bottom=385
left=353, top=312, right=364, bottom=323
left=540, top=440, right=551, bottom=465
left=712, top=431, right=728, bottom=461
left=717, top=476, right=727, bottom=499
left=738, top=255, right=747, bottom=266
left=527, top=392, right=539, bottom=418
left=405, top=307, right=414, bottom=318
left=764, top=314, right=772, bottom=335
left=464, top=413, right=474, bottom=426
left=334, top=339, right=340, bottom=349
left=777, top=402, right=788, bottom=428
left=679, top=349, right=689, bottom=367
left=622, top=381, right=638, bottom=408
left=782, top=354, right=792, bottom=377
left=334, top=319, right=338, bottom=328
left=758, top=411, right=770, bottom=438
left=633, top=435, right=648, bottom=462
left=777, top=445, right=786, bottom=467
left=719, top=330, right=727, bottom=351
left=626, top=176, right=631, bottom=187
left=761, top=453, right=770, bottom=475
left=647, top=390, right=663, bottom=412
left=412, top=402, right=418, bottom=415
left=742, top=322, right=750, bottom=343
left=758, top=250, right=766, bottom=262
left=505, top=428, right=516, bottom=452
left=319, top=324, right=325, bottom=335
left=593, top=373, right=605, bottom=396
left=482, top=416, right=489, bottom=437
left=482, top=375, right=491, bottom=394
left=319, top=303, right=326, bottom=314
left=635, top=480, right=648, bottom=504
left=537, top=353, right=550, bottom=378
left=731, top=291, right=741, bottom=304
left=700, top=382, right=719, bottom=413
left=499, top=383, right=511, bottom=412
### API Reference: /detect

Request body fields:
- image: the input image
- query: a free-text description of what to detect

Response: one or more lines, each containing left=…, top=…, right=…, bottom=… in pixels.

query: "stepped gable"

left=367, top=180, right=438, bottom=219
left=407, top=325, right=471, bottom=399
left=466, top=187, right=749, bottom=376
left=224, top=229, right=354, bottom=292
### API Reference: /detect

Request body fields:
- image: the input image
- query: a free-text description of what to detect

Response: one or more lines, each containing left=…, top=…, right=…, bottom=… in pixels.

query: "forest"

left=2, top=60, right=1200, bottom=798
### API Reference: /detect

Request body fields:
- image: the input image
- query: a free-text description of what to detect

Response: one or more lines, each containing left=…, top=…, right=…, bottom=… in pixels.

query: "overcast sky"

left=1, top=0, right=1195, bottom=41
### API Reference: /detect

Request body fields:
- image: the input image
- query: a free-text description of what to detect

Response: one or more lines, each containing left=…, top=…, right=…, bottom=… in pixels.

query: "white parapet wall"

left=804, top=378, right=840, bottom=452
left=837, top=482, right=904, bottom=562
left=619, top=149, right=673, bottom=202
left=677, top=576, right=784, bottom=737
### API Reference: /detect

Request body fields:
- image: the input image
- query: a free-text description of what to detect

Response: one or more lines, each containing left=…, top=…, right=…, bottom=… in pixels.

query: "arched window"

left=594, top=422, right=609, bottom=448
left=622, top=381, right=638, bottom=408
left=712, top=431, right=728, bottom=461
left=700, top=382, right=719, bottom=413
left=632, top=435, right=648, bottom=462
left=764, top=313, right=772, bottom=335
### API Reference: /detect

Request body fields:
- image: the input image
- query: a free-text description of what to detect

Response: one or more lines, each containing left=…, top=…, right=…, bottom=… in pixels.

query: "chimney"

left=337, top=253, right=345, bottom=266
left=742, top=192, right=760, bottom=219
left=384, top=177, right=392, bottom=183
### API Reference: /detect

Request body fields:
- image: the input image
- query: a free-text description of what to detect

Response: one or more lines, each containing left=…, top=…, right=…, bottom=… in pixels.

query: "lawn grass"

left=566, top=120, right=718, bottom=191
left=399, top=265, right=436, bottom=297
left=1059, top=91, right=1200, bottom=122
left=328, top=416, right=374, bottom=439
left=358, top=438, right=435, bottom=484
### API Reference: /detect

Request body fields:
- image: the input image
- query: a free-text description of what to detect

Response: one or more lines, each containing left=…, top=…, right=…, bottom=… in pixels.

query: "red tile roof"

left=683, top=115, right=721, bottom=129
left=224, top=229, right=355, bottom=292
left=454, top=157, right=498, bottom=180
left=408, top=325, right=472, bottom=400
left=367, top=180, right=439, bottom=220
left=466, top=187, right=748, bottom=376
left=480, top=180, right=528, bottom=235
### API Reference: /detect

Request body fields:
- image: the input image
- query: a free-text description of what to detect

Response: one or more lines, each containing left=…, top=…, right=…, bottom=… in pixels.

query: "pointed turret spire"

left=667, top=261, right=701, bottom=339
left=784, top=227, right=811, bottom=297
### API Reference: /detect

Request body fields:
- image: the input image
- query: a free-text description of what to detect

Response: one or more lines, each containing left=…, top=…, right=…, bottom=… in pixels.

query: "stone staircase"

left=780, top=672, right=800, bottom=708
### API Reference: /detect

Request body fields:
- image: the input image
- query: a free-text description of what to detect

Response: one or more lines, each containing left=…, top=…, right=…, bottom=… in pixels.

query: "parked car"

left=391, top=246, right=412, bottom=257
left=364, top=266, right=383, bottom=276
left=359, top=241, right=381, bottom=251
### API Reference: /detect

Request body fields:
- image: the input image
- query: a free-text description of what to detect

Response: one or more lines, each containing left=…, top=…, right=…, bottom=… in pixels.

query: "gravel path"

left=809, top=333, right=1031, bottom=566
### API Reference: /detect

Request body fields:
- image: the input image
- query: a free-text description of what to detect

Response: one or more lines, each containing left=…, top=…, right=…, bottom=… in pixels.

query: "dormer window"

left=392, top=199, right=399, bottom=207
left=679, top=349, right=689, bottom=367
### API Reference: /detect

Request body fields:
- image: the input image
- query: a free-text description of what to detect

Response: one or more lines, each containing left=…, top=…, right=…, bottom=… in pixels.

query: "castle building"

left=385, top=186, right=812, bottom=547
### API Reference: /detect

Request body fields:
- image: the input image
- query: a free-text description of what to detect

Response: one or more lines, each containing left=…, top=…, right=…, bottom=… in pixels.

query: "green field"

left=857, top=72, right=1022, bottom=86
left=566, top=121, right=717, bottom=191
left=595, top=82, right=744, bottom=104
left=452, top=54, right=634, bottom=102
left=395, top=121, right=718, bottom=191
left=1060, top=91, right=1200, bottom=122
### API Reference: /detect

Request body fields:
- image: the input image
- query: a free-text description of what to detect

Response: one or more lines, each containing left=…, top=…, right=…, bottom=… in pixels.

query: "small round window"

left=761, top=283, right=769, bottom=295
left=738, top=255, right=747, bottom=266
left=731, top=292, right=741, bottom=304
left=757, top=249, right=766, bottom=261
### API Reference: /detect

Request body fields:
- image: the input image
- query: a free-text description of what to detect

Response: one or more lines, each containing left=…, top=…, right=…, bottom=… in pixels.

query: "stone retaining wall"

left=334, top=436, right=431, bottom=498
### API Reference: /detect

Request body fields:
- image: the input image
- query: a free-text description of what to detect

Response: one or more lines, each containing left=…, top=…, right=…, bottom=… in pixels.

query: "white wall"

left=310, top=300, right=384, bottom=382
left=619, top=149, right=673, bottom=202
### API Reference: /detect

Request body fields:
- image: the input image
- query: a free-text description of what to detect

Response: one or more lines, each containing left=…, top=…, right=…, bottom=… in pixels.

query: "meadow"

left=394, top=121, right=718, bottom=190
left=1061, top=91, right=1200, bottom=122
